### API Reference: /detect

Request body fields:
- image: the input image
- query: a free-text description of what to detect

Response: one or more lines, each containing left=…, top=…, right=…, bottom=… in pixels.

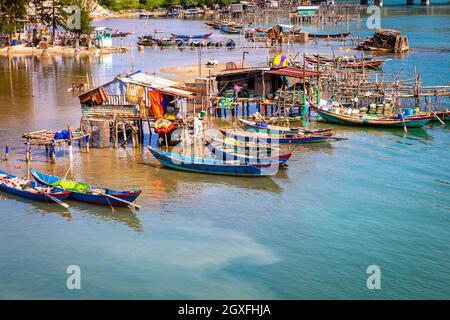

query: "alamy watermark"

left=367, top=265, right=381, bottom=290
left=66, top=265, right=81, bottom=290
left=367, top=5, right=381, bottom=30
left=65, top=5, right=81, bottom=30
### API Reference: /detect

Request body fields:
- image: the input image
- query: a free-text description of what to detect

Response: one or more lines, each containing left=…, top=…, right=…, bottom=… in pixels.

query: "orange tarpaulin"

left=149, top=90, right=164, bottom=119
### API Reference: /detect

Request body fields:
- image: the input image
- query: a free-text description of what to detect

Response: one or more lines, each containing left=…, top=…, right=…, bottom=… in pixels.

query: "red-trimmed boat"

left=0, top=170, right=72, bottom=202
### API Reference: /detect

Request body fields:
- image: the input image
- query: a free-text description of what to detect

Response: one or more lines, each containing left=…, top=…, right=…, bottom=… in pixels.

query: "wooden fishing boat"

left=239, top=118, right=332, bottom=135
left=313, top=106, right=432, bottom=128
left=0, top=170, right=71, bottom=202
left=111, top=31, right=133, bottom=38
left=139, top=13, right=155, bottom=19
left=219, top=129, right=333, bottom=144
left=305, top=54, right=383, bottom=69
left=341, top=60, right=384, bottom=69
left=220, top=25, right=241, bottom=34
left=204, top=139, right=292, bottom=165
left=309, top=32, right=351, bottom=39
left=29, top=169, right=141, bottom=206
left=148, top=146, right=279, bottom=177
left=226, top=39, right=236, bottom=48
left=171, top=33, right=212, bottom=40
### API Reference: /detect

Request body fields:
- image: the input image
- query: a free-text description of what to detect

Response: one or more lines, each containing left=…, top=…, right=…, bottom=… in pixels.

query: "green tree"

left=0, top=0, right=28, bottom=42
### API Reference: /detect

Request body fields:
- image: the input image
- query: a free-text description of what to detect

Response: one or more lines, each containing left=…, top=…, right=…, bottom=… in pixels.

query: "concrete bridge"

left=360, top=0, right=444, bottom=6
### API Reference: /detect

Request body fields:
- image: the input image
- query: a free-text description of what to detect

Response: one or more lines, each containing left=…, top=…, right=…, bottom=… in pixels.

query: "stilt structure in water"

left=77, top=70, right=198, bottom=148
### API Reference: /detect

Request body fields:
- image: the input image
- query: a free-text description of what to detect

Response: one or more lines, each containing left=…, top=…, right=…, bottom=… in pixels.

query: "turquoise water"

left=0, top=6, right=449, bottom=299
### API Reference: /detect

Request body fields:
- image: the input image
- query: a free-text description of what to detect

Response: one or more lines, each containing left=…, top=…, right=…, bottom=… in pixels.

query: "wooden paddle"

left=424, top=103, right=445, bottom=125
left=27, top=185, right=70, bottom=209
left=92, top=191, right=141, bottom=210
left=398, top=109, right=408, bottom=133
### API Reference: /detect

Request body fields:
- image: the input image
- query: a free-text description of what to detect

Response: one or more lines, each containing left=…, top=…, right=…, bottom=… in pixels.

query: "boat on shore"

left=29, top=169, right=141, bottom=206
left=239, top=118, right=332, bottom=135
left=204, top=139, right=292, bottom=165
left=0, top=170, right=72, bottom=203
left=313, top=106, right=433, bottom=128
left=219, top=129, right=333, bottom=144
left=148, top=146, right=279, bottom=177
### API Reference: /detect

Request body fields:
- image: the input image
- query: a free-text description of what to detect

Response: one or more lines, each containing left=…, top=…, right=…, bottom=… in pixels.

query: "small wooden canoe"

left=219, top=129, right=333, bottom=144
left=204, top=139, right=292, bottom=165
left=239, top=118, right=332, bottom=135
left=314, top=107, right=433, bottom=128
left=29, top=169, right=141, bottom=206
left=148, top=146, right=279, bottom=177
left=309, top=32, right=351, bottom=39
left=0, top=170, right=71, bottom=202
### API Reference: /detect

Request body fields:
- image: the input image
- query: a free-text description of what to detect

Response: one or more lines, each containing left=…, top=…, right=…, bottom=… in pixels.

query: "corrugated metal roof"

left=265, top=67, right=321, bottom=78
left=118, top=71, right=178, bottom=88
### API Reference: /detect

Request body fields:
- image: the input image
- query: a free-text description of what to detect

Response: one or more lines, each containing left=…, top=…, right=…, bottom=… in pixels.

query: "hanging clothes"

left=149, top=90, right=164, bottom=119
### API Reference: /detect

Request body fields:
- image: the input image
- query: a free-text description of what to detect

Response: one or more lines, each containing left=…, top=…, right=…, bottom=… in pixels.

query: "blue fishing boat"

left=0, top=170, right=71, bottom=202
left=139, top=13, right=155, bottom=19
left=29, top=169, right=141, bottom=207
left=171, top=33, right=212, bottom=40
left=148, top=146, right=279, bottom=177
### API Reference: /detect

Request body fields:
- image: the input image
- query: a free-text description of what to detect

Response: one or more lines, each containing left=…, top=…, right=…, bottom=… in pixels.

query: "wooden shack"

left=78, top=70, right=197, bottom=148
left=210, top=66, right=322, bottom=117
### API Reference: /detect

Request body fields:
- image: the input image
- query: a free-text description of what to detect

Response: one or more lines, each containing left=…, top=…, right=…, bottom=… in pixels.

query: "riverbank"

left=0, top=44, right=127, bottom=57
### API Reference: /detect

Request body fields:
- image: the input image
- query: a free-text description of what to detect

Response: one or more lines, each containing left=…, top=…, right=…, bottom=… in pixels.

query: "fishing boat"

left=204, top=139, right=292, bottom=165
left=305, top=54, right=383, bottom=69
left=171, top=33, right=212, bottom=40
left=0, top=170, right=71, bottom=202
left=148, top=146, right=279, bottom=177
left=29, top=169, right=141, bottom=207
left=220, top=26, right=241, bottom=34
left=139, top=13, right=155, bottom=19
left=341, top=60, right=384, bottom=69
left=239, top=118, right=332, bottom=135
left=137, top=35, right=159, bottom=46
left=219, top=129, right=333, bottom=144
left=313, top=106, right=433, bottom=128
left=309, top=32, right=351, bottom=39
left=111, top=31, right=133, bottom=38
left=226, top=39, right=236, bottom=48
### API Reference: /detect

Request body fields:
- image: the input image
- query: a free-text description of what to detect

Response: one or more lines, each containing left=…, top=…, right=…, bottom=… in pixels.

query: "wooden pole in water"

left=4, top=141, right=9, bottom=161
left=31, top=47, right=35, bottom=97
left=26, top=139, right=31, bottom=164
left=67, top=124, right=73, bottom=164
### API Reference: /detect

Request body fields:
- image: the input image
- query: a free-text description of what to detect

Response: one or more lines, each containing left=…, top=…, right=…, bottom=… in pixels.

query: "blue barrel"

left=12, top=39, right=18, bottom=46
left=404, top=108, right=414, bottom=116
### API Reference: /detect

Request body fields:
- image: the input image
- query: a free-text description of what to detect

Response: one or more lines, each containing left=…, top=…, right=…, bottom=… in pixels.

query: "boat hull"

left=148, top=147, right=278, bottom=177
left=29, top=169, right=141, bottom=206
left=0, top=170, right=71, bottom=202
left=315, top=108, right=432, bottom=128
left=219, top=129, right=332, bottom=144
left=205, top=141, right=291, bottom=165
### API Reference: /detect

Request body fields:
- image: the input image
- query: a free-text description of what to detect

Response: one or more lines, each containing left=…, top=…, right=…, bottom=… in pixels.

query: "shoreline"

left=0, top=44, right=127, bottom=57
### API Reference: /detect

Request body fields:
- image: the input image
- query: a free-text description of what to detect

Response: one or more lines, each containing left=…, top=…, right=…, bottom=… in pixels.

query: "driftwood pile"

left=356, top=29, right=409, bottom=53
